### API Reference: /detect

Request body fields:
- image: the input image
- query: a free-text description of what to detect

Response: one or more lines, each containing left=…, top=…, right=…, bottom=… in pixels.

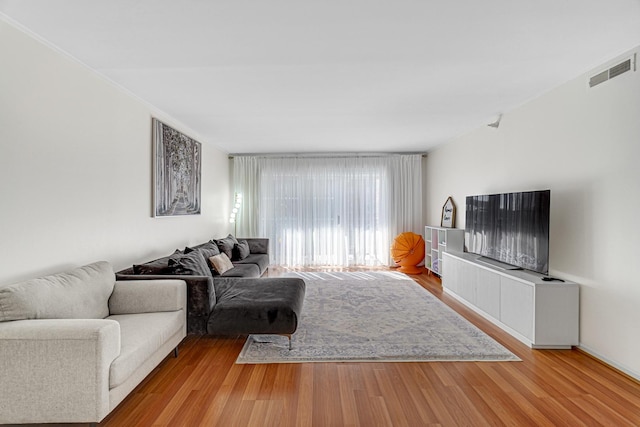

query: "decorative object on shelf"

left=229, top=192, right=243, bottom=235
left=153, top=118, right=202, bottom=217
left=390, top=232, right=425, bottom=275
left=440, top=196, right=456, bottom=228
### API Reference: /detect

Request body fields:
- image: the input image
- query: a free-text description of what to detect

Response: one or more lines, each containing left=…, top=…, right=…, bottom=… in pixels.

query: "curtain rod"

left=228, top=152, right=428, bottom=159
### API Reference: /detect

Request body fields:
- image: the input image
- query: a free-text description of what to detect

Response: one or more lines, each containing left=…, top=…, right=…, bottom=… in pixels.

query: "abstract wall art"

left=153, top=118, right=201, bottom=216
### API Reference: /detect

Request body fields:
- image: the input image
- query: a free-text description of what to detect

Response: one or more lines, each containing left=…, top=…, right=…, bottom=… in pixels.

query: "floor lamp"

left=229, top=193, right=242, bottom=235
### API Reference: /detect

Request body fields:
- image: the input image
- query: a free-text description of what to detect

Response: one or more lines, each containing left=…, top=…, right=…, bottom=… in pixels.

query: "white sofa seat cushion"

left=0, top=261, right=115, bottom=321
left=108, top=311, right=184, bottom=388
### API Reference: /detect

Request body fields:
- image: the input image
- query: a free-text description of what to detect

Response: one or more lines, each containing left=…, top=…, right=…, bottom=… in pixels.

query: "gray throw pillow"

left=168, top=250, right=212, bottom=278
left=184, top=241, right=222, bottom=276
left=215, top=234, right=237, bottom=259
left=232, top=240, right=250, bottom=261
left=184, top=241, right=220, bottom=259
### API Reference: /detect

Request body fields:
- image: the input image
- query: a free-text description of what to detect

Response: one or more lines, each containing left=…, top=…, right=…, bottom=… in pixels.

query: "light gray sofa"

left=0, top=261, right=187, bottom=425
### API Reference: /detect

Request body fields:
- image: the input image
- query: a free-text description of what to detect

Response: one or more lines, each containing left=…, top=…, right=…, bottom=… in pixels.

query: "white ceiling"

left=1, top=1, right=639, bottom=154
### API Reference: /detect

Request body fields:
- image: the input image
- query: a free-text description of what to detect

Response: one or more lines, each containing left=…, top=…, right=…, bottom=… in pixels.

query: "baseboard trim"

left=577, top=344, right=640, bottom=384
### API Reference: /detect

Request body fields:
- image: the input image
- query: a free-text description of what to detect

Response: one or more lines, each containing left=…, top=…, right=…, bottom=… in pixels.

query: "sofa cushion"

left=232, top=240, right=251, bottom=261
left=109, top=280, right=187, bottom=315
left=108, top=311, right=185, bottom=388
left=168, top=251, right=212, bottom=278
left=219, top=263, right=260, bottom=278
left=132, top=249, right=182, bottom=275
left=233, top=254, right=269, bottom=275
left=214, top=234, right=238, bottom=259
left=0, top=261, right=115, bottom=321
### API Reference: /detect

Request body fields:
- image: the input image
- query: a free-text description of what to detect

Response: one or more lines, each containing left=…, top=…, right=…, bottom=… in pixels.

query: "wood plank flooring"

left=98, top=267, right=640, bottom=426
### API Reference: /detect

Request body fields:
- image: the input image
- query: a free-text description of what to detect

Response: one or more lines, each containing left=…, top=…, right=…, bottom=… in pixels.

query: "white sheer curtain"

left=233, top=155, right=422, bottom=267
left=387, top=155, right=424, bottom=241
left=232, top=156, right=260, bottom=237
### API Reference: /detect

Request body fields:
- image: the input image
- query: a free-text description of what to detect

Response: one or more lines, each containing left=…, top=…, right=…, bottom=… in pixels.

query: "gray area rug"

left=236, top=271, right=519, bottom=364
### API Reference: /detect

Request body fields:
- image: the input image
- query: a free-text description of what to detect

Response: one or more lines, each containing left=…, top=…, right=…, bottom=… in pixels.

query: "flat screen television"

left=465, top=190, right=550, bottom=274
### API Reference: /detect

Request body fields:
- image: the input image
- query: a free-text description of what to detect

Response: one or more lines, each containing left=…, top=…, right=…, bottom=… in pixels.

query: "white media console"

left=442, top=251, right=579, bottom=349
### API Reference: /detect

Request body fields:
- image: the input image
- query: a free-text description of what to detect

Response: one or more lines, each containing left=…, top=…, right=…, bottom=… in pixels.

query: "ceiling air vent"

left=609, top=59, right=631, bottom=78
left=589, top=54, right=636, bottom=88
left=589, top=70, right=609, bottom=87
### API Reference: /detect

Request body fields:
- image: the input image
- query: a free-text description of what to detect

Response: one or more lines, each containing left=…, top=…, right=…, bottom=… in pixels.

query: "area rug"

left=236, top=271, right=519, bottom=364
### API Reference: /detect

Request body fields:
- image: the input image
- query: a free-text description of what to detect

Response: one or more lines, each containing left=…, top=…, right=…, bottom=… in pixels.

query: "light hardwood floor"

left=99, top=267, right=640, bottom=426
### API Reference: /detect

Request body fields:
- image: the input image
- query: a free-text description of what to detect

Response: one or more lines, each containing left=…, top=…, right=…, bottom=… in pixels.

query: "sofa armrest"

left=115, top=274, right=214, bottom=334
left=110, top=280, right=186, bottom=315
left=0, top=319, right=120, bottom=424
left=242, top=238, right=269, bottom=255
left=115, top=274, right=213, bottom=316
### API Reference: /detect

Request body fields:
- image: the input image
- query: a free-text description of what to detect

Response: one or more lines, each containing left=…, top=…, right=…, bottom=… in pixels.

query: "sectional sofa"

left=117, top=235, right=306, bottom=345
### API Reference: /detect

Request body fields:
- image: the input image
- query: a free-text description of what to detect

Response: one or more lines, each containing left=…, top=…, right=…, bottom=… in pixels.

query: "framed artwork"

left=153, top=118, right=202, bottom=216
left=441, top=196, right=456, bottom=228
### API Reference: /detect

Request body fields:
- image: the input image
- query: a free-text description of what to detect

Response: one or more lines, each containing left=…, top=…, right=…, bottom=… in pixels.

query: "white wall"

left=0, top=19, right=231, bottom=284
left=425, top=47, right=640, bottom=378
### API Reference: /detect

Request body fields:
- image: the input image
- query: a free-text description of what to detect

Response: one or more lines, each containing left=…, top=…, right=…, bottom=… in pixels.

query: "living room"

left=1, top=1, right=640, bottom=425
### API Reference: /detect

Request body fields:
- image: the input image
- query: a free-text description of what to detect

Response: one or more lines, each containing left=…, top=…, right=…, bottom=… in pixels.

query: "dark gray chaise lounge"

left=209, top=277, right=305, bottom=349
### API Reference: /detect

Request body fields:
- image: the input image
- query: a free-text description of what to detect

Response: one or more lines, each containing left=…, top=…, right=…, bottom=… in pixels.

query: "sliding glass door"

left=258, top=158, right=388, bottom=267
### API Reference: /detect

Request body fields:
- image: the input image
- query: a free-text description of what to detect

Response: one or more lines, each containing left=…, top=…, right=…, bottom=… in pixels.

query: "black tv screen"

left=465, top=190, right=550, bottom=274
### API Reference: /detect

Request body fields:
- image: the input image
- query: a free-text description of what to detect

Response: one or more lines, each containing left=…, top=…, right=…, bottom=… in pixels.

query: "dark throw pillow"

left=232, top=239, right=250, bottom=261
left=132, top=249, right=182, bottom=275
left=214, top=234, right=238, bottom=259
left=168, top=250, right=212, bottom=278
left=184, top=241, right=220, bottom=259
